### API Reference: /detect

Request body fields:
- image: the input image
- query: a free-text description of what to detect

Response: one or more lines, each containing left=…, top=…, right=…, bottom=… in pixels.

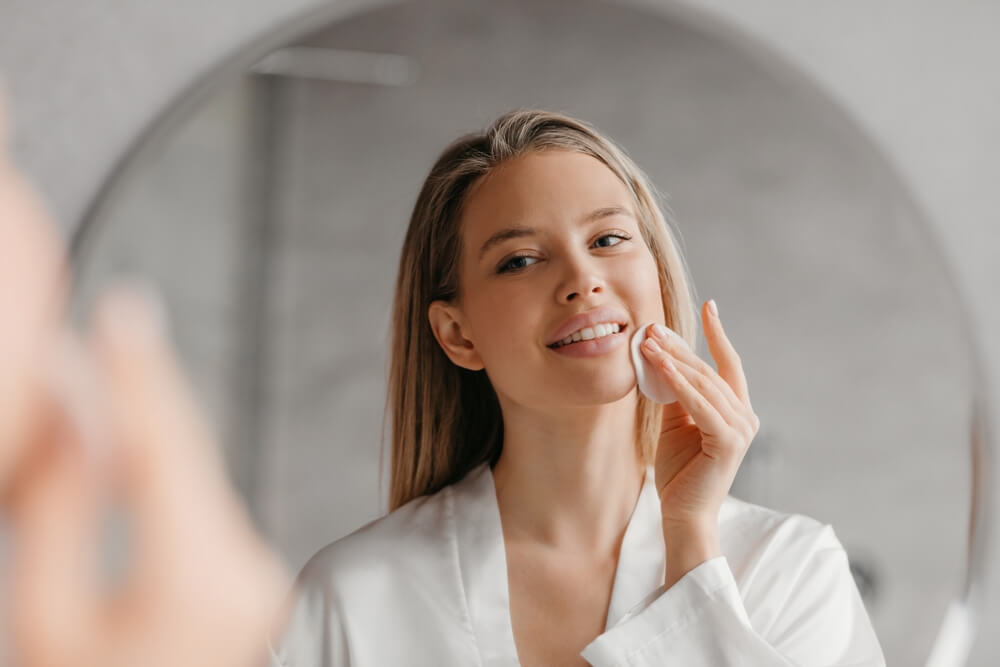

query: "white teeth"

left=555, top=322, right=621, bottom=348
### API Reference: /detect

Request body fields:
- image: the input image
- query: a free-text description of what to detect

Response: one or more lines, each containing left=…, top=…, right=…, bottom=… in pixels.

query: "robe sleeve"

left=580, top=525, right=886, bottom=667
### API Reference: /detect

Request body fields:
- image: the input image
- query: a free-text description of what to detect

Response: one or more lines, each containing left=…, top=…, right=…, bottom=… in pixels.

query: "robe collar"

left=449, top=461, right=665, bottom=665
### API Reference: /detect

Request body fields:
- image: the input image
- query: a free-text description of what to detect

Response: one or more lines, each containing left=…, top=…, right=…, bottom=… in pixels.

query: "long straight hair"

left=383, top=109, right=698, bottom=511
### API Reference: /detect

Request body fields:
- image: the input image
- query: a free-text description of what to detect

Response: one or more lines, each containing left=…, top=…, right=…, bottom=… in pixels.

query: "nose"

left=557, top=256, right=606, bottom=303
left=564, top=284, right=603, bottom=302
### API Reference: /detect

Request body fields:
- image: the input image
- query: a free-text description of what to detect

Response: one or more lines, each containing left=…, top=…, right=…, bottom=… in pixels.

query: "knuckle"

left=686, top=372, right=705, bottom=391
left=724, top=431, right=744, bottom=453
left=737, top=415, right=757, bottom=441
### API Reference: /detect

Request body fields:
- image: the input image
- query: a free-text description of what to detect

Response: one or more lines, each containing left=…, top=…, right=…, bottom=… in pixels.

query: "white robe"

left=267, top=462, right=886, bottom=666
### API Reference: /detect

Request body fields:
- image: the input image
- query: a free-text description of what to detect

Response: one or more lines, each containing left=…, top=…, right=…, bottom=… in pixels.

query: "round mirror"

left=68, top=1, right=990, bottom=664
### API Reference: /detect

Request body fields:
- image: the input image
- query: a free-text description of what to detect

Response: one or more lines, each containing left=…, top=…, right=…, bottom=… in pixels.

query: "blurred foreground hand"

left=0, top=90, right=290, bottom=667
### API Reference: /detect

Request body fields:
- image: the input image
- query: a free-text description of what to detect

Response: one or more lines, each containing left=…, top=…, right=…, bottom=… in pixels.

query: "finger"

left=89, top=285, right=288, bottom=614
left=701, top=300, right=751, bottom=406
left=650, top=340, right=745, bottom=428
left=90, top=284, right=291, bottom=667
left=641, top=338, right=729, bottom=437
left=646, top=324, right=745, bottom=415
left=89, top=285, right=237, bottom=581
left=5, top=339, right=102, bottom=664
left=0, top=95, right=68, bottom=494
left=643, top=340, right=745, bottom=431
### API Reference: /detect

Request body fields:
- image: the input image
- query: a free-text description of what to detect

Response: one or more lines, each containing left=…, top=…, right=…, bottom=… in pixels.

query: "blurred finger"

left=0, top=104, right=67, bottom=495
left=90, top=283, right=290, bottom=666
left=5, top=334, right=102, bottom=665
left=89, top=285, right=234, bottom=577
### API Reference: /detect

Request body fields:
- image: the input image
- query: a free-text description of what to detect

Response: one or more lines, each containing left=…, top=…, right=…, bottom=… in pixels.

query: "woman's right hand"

left=0, top=91, right=291, bottom=667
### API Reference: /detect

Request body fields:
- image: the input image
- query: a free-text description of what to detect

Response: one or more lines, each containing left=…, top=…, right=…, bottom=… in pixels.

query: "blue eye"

left=593, top=232, right=629, bottom=249
left=496, top=232, right=631, bottom=274
left=497, top=255, right=537, bottom=273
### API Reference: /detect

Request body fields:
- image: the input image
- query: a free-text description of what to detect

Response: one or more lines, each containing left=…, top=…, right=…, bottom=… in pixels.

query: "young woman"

left=267, top=109, right=886, bottom=666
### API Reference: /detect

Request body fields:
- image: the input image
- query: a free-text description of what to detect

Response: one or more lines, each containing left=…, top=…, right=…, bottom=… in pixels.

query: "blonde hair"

left=383, top=109, right=698, bottom=511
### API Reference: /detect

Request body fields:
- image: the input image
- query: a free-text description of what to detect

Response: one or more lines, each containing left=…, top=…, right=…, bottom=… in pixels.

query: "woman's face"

left=429, top=149, right=667, bottom=410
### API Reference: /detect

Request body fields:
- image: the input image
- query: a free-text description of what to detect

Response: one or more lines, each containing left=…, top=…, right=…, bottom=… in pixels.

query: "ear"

left=427, top=300, right=485, bottom=371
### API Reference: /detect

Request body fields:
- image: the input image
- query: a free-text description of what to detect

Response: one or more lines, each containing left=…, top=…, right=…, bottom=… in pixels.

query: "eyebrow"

left=477, top=205, right=635, bottom=261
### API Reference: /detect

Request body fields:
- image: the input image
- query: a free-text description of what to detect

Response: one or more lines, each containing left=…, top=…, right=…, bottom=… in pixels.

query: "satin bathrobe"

left=268, top=462, right=886, bottom=666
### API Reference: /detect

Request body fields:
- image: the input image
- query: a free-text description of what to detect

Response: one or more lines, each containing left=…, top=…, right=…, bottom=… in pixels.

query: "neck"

left=491, top=395, right=646, bottom=558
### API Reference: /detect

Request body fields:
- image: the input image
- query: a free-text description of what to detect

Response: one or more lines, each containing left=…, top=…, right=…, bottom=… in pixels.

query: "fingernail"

left=708, top=299, right=718, bottom=317
left=122, top=280, right=169, bottom=336
left=45, top=330, right=112, bottom=472
left=653, top=323, right=682, bottom=341
left=96, top=280, right=170, bottom=345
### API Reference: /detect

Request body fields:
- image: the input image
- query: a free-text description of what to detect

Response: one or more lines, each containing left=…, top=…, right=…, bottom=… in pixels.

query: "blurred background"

left=1, top=0, right=997, bottom=665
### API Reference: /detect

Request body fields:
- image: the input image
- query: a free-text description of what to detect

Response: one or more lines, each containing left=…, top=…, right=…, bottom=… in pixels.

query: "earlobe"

left=427, top=301, right=484, bottom=371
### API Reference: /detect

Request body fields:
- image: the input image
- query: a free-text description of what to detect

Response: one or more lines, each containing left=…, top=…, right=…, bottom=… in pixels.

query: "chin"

left=552, top=372, right=637, bottom=406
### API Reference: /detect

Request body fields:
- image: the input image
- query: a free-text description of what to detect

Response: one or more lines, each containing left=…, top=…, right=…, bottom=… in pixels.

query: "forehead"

left=461, top=150, right=634, bottom=236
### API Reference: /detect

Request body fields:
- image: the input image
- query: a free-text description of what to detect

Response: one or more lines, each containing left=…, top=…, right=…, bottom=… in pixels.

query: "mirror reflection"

left=68, top=1, right=975, bottom=664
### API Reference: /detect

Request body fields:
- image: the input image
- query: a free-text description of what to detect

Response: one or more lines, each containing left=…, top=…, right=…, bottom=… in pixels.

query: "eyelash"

left=496, top=232, right=632, bottom=274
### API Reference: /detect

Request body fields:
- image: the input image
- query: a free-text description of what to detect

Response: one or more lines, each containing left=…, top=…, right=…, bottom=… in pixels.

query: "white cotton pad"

left=630, top=322, right=683, bottom=404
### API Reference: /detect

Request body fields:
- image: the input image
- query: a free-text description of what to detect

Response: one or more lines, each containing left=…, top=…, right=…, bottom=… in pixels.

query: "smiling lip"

left=546, top=306, right=630, bottom=347
left=548, top=325, right=628, bottom=357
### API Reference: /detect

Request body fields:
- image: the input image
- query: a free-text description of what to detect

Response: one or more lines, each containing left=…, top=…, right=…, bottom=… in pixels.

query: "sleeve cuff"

left=581, top=556, right=749, bottom=665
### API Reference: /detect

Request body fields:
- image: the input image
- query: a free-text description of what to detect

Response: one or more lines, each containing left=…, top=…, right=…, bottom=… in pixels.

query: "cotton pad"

left=630, top=322, right=683, bottom=404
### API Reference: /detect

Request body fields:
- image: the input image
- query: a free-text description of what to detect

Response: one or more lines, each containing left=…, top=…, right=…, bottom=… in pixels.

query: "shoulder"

left=294, top=482, right=456, bottom=596
left=272, top=478, right=478, bottom=665
left=269, top=480, right=463, bottom=660
left=269, top=482, right=468, bottom=666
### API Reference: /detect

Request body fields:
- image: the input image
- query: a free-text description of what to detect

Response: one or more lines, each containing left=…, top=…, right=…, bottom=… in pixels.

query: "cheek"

left=621, top=252, right=662, bottom=298
left=470, top=293, right=532, bottom=353
left=473, top=295, right=550, bottom=364
left=645, top=265, right=664, bottom=302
